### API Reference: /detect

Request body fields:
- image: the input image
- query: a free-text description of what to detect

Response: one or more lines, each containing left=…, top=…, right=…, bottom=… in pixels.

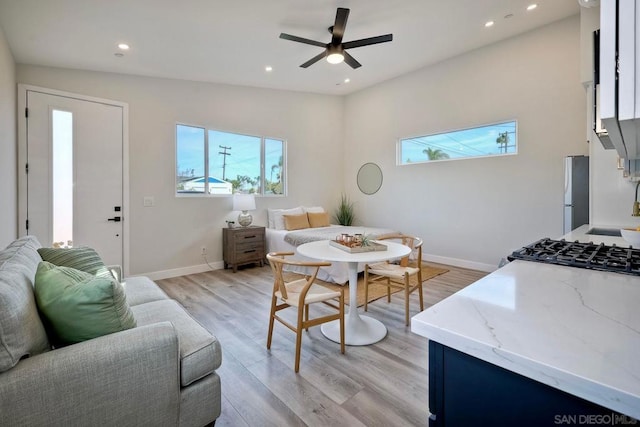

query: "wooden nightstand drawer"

left=223, top=226, right=266, bottom=272
left=232, top=230, right=264, bottom=244
left=235, top=244, right=264, bottom=262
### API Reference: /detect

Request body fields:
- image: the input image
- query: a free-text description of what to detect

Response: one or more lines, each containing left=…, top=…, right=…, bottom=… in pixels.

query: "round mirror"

left=357, top=163, right=383, bottom=195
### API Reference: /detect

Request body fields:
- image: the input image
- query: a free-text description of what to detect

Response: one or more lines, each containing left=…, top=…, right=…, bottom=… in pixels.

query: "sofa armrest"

left=0, top=322, right=181, bottom=427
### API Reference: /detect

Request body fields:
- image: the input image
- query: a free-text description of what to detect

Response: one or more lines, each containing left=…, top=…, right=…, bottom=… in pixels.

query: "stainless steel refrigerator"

left=563, top=155, right=589, bottom=234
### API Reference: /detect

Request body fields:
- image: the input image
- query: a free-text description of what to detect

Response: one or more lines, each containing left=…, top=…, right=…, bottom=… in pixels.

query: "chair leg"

left=295, top=305, right=304, bottom=373
left=404, top=277, right=410, bottom=326
left=387, top=278, right=391, bottom=302
left=339, top=290, right=345, bottom=354
left=418, top=280, right=424, bottom=311
left=363, top=270, right=369, bottom=312
left=267, top=295, right=277, bottom=349
left=304, top=305, right=309, bottom=331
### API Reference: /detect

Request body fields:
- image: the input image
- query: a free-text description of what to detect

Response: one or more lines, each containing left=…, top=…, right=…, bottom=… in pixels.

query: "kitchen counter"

left=563, top=223, right=632, bottom=247
left=411, top=229, right=640, bottom=421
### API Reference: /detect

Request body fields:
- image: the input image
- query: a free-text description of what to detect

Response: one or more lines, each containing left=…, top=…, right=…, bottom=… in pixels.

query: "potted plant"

left=334, top=194, right=355, bottom=226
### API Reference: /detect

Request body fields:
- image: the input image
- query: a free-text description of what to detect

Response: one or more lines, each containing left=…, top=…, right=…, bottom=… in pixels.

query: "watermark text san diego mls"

left=554, top=413, right=637, bottom=425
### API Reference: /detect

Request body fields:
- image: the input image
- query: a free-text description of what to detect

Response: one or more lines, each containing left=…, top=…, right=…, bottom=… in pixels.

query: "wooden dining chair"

left=363, top=234, right=424, bottom=326
left=266, top=252, right=345, bottom=372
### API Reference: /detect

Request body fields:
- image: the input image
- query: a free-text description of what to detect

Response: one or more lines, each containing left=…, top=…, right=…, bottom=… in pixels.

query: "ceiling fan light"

left=327, top=52, right=344, bottom=64
left=577, top=0, right=599, bottom=7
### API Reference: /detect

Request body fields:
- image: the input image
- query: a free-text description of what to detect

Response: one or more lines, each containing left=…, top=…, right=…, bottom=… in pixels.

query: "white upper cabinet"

left=600, top=0, right=640, bottom=160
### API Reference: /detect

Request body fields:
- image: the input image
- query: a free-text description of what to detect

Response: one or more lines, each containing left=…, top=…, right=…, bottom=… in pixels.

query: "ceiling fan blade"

left=331, top=8, right=350, bottom=45
left=342, top=34, right=393, bottom=50
left=300, top=51, right=328, bottom=68
left=343, top=51, right=362, bottom=69
left=280, top=33, right=327, bottom=48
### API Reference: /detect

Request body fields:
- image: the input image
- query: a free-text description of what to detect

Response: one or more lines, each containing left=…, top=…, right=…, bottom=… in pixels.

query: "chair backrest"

left=376, top=234, right=423, bottom=267
left=266, top=252, right=331, bottom=300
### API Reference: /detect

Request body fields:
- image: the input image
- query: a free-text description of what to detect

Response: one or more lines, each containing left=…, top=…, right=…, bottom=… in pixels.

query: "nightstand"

left=222, top=226, right=266, bottom=272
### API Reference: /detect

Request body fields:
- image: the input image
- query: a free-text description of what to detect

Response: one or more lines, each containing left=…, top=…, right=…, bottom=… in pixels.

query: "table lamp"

left=233, top=193, right=256, bottom=227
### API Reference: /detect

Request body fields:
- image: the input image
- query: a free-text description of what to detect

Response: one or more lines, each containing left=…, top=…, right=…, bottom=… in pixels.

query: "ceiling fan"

left=279, top=7, right=393, bottom=69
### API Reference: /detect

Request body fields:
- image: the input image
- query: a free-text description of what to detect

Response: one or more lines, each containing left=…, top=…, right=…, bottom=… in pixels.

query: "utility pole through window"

left=219, top=145, right=231, bottom=180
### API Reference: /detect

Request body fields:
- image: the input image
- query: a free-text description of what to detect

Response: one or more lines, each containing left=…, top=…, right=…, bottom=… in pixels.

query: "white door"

left=19, top=87, right=128, bottom=269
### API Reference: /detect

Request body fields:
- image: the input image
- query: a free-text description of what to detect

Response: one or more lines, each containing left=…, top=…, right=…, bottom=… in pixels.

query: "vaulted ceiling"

left=0, top=0, right=580, bottom=95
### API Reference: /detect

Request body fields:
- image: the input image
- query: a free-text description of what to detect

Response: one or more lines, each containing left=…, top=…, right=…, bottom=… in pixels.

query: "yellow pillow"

left=307, top=211, right=330, bottom=228
left=283, top=213, right=310, bottom=230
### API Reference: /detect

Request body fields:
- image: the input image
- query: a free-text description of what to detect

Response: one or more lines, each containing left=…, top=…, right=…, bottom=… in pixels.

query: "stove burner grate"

left=507, top=238, right=640, bottom=276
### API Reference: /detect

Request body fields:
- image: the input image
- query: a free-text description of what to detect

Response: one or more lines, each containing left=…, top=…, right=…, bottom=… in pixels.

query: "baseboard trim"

left=424, top=253, right=497, bottom=273
left=137, top=254, right=496, bottom=280
left=138, top=260, right=225, bottom=281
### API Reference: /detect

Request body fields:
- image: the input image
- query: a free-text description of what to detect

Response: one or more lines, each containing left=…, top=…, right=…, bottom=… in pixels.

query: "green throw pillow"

left=34, top=261, right=136, bottom=346
left=37, top=246, right=112, bottom=279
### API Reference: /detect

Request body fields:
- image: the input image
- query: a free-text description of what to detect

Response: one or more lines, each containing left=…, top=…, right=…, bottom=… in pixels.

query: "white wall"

left=14, top=16, right=593, bottom=275
left=0, top=24, right=16, bottom=247
left=16, top=66, right=344, bottom=275
left=344, top=16, right=586, bottom=271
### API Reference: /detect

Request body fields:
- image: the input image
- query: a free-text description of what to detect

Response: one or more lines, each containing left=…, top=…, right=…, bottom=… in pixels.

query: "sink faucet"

left=634, top=181, right=640, bottom=216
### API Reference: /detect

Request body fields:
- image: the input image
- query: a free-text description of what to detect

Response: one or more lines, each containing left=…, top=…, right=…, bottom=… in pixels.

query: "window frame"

left=175, top=122, right=287, bottom=197
left=396, top=119, right=518, bottom=166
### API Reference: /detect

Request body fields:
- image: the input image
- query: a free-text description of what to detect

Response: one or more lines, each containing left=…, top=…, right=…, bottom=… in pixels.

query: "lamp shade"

left=232, top=193, right=256, bottom=211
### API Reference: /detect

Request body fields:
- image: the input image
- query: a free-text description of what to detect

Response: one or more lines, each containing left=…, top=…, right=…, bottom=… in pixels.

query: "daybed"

left=266, top=206, right=396, bottom=283
left=0, top=235, right=221, bottom=427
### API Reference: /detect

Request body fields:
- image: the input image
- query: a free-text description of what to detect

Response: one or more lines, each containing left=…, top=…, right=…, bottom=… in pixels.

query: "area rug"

left=283, top=263, right=448, bottom=307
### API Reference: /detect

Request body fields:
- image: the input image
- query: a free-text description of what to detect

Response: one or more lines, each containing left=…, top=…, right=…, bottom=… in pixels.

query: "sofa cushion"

left=0, top=236, right=51, bottom=373
left=37, top=246, right=112, bottom=279
left=131, top=300, right=221, bottom=387
left=34, top=262, right=136, bottom=346
left=124, top=275, right=170, bottom=306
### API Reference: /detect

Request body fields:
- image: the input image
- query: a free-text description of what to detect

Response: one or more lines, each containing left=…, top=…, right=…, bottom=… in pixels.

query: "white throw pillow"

left=267, top=208, right=282, bottom=229
left=272, top=207, right=304, bottom=230
left=303, top=206, right=325, bottom=213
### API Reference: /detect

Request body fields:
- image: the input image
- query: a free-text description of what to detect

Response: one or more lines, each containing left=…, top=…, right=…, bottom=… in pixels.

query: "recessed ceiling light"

left=117, top=43, right=130, bottom=50
left=265, top=66, right=273, bottom=72
left=344, top=78, right=350, bottom=83
left=485, top=21, right=495, bottom=28
left=527, top=4, right=537, bottom=11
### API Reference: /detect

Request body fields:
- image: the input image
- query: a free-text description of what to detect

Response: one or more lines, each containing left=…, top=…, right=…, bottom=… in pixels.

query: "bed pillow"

left=272, top=207, right=304, bottom=230
left=34, top=261, right=136, bottom=346
left=283, top=213, right=310, bottom=231
left=307, top=211, right=331, bottom=228
left=303, top=206, right=325, bottom=213
left=267, top=208, right=282, bottom=229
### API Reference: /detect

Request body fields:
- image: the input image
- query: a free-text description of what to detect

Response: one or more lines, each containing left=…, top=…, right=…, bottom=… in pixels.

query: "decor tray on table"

left=329, top=240, right=387, bottom=253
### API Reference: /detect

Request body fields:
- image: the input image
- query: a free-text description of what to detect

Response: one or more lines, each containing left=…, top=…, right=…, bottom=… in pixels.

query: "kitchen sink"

left=586, top=227, right=622, bottom=237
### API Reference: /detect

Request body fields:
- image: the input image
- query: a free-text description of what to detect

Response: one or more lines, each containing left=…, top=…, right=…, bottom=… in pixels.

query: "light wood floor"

left=156, top=263, right=487, bottom=427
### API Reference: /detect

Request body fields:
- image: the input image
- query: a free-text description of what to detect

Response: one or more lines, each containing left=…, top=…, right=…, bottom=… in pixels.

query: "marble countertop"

left=411, top=226, right=640, bottom=419
left=562, top=223, right=631, bottom=247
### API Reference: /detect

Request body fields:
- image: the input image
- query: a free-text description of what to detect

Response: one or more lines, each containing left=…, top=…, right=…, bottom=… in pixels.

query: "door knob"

left=108, top=216, right=121, bottom=222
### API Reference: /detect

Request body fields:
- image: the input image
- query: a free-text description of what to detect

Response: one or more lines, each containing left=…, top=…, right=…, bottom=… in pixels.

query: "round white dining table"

left=297, top=240, right=411, bottom=346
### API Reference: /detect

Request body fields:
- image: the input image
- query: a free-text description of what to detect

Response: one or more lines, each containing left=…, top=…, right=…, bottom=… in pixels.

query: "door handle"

left=108, top=216, right=121, bottom=222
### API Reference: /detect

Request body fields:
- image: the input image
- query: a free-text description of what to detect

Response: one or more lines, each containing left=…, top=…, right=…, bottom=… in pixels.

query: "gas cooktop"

left=508, top=238, right=640, bottom=276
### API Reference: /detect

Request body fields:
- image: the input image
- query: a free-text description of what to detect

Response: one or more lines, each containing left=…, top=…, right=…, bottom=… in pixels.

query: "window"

left=52, top=110, right=73, bottom=248
left=176, top=124, right=285, bottom=195
left=398, top=120, right=517, bottom=165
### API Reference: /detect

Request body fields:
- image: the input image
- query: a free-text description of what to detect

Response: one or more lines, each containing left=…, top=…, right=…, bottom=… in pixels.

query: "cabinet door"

left=618, top=0, right=640, bottom=159
left=600, top=0, right=627, bottom=158
left=428, top=341, right=625, bottom=427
